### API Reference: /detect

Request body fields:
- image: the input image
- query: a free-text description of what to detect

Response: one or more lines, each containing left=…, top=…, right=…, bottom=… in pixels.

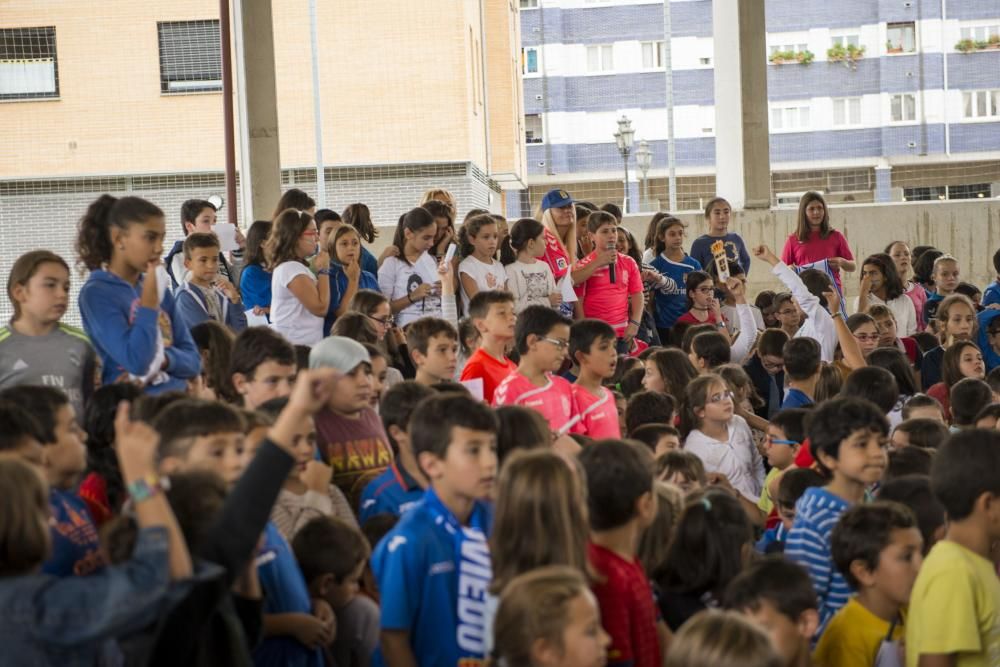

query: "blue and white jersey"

left=785, top=487, right=853, bottom=641
left=648, top=253, right=702, bottom=329
left=372, top=488, right=494, bottom=667
left=359, top=463, right=425, bottom=524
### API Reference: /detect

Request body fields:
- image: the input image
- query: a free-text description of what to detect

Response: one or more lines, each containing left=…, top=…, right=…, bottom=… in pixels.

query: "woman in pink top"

left=780, top=191, right=856, bottom=289
left=886, top=240, right=928, bottom=331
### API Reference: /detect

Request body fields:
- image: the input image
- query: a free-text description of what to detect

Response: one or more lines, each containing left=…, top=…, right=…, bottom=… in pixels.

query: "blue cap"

left=540, top=189, right=574, bottom=212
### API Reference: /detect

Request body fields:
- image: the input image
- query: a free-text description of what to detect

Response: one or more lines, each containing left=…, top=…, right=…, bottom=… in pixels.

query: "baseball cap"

left=309, top=336, right=371, bottom=373
left=541, top=189, right=574, bottom=212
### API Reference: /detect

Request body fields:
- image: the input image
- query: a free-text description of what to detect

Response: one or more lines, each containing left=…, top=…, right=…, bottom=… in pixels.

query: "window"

left=903, top=186, right=947, bottom=201
left=890, top=93, right=916, bottom=122
left=827, top=169, right=871, bottom=193
left=157, top=20, right=221, bottom=93
left=522, top=47, right=539, bottom=75
left=948, top=183, right=991, bottom=199
left=586, top=44, right=614, bottom=72
left=519, top=0, right=539, bottom=8
left=886, top=22, right=915, bottom=53
left=641, top=41, right=666, bottom=69
left=831, top=34, right=861, bottom=48
left=525, top=114, right=544, bottom=144
left=963, top=90, right=1000, bottom=119
left=770, top=104, right=811, bottom=131
left=770, top=43, right=808, bottom=56
left=0, top=27, right=58, bottom=100
left=960, top=25, right=1000, bottom=42
left=832, top=97, right=862, bottom=126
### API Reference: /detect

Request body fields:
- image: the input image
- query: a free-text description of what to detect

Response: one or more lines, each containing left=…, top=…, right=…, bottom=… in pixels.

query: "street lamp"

left=613, top=114, right=635, bottom=213
left=634, top=140, right=652, bottom=211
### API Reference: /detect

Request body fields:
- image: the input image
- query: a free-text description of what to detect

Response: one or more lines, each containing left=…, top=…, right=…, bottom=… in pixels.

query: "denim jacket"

left=0, top=527, right=171, bottom=667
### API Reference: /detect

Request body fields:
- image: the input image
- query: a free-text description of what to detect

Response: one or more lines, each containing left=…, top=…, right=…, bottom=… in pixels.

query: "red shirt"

left=541, top=227, right=572, bottom=283
left=675, top=309, right=724, bottom=327
left=574, top=251, right=643, bottom=336
left=492, top=371, right=583, bottom=435
left=588, top=543, right=662, bottom=667
left=780, top=229, right=854, bottom=289
left=572, top=385, right=621, bottom=439
left=460, top=347, right=517, bottom=404
left=927, top=382, right=952, bottom=421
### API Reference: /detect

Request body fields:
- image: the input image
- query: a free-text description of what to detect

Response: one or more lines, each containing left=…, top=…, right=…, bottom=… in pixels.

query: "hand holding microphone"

left=606, top=241, right=617, bottom=283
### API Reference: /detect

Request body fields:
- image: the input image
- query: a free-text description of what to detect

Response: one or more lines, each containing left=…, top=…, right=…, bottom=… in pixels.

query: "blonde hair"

left=490, top=449, right=591, bottom=594
left=637, top=482, right=683, bottom=575
left=538, top=207, right=577, bottom=262
left=420, top=188, right=457, bottom=216
left=665, top=610, right=783, bottom=667
left=493, top=565, right=593, bottom=667
left=937, top=293, right=977, bottom=345
left=0, top=457, right=50, bottom=576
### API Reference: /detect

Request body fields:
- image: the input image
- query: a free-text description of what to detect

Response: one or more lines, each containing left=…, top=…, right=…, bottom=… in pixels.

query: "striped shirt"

left=785, top=486, right=854, bottom=640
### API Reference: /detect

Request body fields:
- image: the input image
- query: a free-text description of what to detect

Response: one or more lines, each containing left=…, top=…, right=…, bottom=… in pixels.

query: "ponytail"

left=500, top=218, right=544, bottom=266
left=343, top=202, right=377, bottom=243
left=390, top=207, right=435, bottom=265
left=76, top=194, right=163, bottom=271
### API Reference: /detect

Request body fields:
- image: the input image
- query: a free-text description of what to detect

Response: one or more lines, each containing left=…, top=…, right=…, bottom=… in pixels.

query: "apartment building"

left=512, top=0, right=1000, bottom=213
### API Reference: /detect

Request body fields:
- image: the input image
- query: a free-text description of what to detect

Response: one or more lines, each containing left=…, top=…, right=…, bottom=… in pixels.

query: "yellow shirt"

left=758, top=467, right=781, bottom=515
left=905, top=540, right=1000, bottom=667
left=814, top=597, right=902, bottom=667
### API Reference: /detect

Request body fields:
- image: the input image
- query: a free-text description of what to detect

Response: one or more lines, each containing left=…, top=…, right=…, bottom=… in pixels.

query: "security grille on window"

left=0, top=27, right=58, bottom=100
left=157, top=20, right=222, bottom=93
left=525, top=114, right=544, bottom=144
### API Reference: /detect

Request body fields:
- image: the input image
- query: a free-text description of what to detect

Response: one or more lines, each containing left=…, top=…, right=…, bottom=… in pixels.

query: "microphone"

left=606, top=241, right=616, bottom=283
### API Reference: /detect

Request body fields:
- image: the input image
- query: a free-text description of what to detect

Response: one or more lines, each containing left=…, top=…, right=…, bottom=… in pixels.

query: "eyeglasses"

left=708, top=390, right=734, bottom=404
left=543, top=337, right=569, bottom=350
left=369, top=314, right=394, bottom=327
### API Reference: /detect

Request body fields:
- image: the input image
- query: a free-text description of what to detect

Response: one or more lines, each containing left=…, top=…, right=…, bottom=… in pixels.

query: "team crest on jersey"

left=556, top=257, right=567, bottom=271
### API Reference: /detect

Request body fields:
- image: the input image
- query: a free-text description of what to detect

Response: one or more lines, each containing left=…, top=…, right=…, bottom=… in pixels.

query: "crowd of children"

left=0, top=185, right=999, bottom=667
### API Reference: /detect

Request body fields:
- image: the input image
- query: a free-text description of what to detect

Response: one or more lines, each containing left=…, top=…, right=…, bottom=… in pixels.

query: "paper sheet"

left=214, top=223, right=239, bottom=252
left=461, top=377, right=485, bottom=402
left=245, top=310, right=269, bottom=327
left=559, top=275, right=578, bottom=303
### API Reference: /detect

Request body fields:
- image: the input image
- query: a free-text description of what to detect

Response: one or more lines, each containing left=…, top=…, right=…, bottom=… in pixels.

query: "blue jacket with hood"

left=79, top=269, right=201, bottom=394
left=977, top=308, right=1000, bottom=372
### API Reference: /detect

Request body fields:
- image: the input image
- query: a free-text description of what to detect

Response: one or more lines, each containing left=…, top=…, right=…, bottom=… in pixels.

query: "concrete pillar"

left=875, top=166, right=892, bottom=202
left=239, top=0, right=282, bottom=220
left=712, top=0, right=771, bottom=210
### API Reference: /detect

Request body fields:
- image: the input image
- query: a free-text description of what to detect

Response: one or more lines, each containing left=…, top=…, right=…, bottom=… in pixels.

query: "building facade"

left=0, top=0, right=526, bottom=322
left=512, top=0, right=1000, bottom=214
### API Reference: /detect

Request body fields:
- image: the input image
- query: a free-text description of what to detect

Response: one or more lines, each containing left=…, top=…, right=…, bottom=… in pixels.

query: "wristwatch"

left=128, top=473, right=169, bottom=503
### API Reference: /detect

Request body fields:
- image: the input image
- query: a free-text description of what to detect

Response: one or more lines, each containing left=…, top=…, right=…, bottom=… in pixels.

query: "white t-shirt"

left=458, top=255, right=508, bottom=312
left=378, top=253, right=442, bottom=327
left=504, top=260, right=557, bottom=314
left=853, top=292, right=918, bottom=336
left=684, top=415, right=765, bottom=503
left=270, top=261, right=324, bottom=346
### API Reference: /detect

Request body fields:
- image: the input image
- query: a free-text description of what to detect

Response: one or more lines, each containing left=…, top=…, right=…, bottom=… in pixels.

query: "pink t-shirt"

left=572, top=385, right=621, bottom=439
left=493, top=371, right=583, bottom=435
left=780, top=229, right=854, bottom=288
left=541, top=228, right=572, bottom=283
left=573, top=251, right=643, bottom=335
left=905, top=281, right=929, bottom=330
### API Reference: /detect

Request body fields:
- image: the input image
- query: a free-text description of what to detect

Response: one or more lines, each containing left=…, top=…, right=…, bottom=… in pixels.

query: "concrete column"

left=239, top=0, right=282, bottom=220
left=875, top=166, right=892, bottom=202
left=712, top=0, right=771, bottom=210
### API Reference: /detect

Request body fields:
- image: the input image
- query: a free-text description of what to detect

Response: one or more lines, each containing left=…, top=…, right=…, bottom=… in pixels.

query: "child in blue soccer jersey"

left=360, top=381, right=435, bottom=523
left=649, top=216, right=702, bottom=343
left=372, top=392, right=499, bottom=667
